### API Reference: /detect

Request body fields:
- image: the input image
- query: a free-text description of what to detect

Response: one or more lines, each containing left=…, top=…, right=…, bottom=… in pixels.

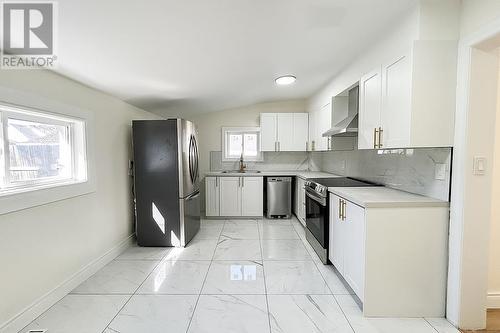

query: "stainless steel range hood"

left=322, top=85, right=359, bottom=138
left=322, top=113, right=358, bottom=137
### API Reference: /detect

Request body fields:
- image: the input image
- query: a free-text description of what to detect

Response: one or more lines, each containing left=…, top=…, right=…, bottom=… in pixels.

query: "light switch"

left=435, top=163, right=446, bottom=180
left=473, top=156, right=486, bottom=175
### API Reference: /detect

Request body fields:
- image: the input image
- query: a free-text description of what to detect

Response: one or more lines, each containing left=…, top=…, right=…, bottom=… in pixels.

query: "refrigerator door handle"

left=185, top=190, right=200, bottom=200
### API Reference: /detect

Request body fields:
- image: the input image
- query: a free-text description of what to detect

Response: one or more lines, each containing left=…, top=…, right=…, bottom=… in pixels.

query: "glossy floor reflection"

left=20, top=216, right=460, bottom=333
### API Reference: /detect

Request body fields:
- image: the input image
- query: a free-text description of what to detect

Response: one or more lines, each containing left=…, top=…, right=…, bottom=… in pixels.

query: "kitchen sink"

left=221, top=170, right=261, bottom=173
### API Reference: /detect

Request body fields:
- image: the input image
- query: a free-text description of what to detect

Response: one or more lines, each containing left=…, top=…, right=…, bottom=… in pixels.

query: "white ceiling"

left=55, top=0, right=417, bottom=116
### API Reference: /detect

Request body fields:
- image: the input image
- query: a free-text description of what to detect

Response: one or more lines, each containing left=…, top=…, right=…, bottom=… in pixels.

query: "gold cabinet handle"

left=373, top=128, right=379, bottom=149
left=378, top=127, right=383, bottom=148
left=339, top=199, right=342, bottom=220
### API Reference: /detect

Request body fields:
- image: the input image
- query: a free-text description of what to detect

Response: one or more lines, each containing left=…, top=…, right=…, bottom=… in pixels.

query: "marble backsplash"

left=210, top=151, right=309, bottom=171
left=209, top=147, right=452, bottom=201
left=310, top=148, right=452, bottom=201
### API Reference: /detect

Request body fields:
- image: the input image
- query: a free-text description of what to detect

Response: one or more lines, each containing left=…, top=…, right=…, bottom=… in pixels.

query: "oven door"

left=305, top=189, right=328, bottom=248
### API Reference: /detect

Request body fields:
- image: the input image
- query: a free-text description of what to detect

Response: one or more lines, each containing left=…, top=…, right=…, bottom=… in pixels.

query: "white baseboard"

left=487, top=293, right=500, bottom=309
left=0, top=234, right=134, bottom=333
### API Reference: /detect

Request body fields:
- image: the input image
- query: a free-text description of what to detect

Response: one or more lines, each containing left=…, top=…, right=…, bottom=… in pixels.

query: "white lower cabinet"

left=219, top=177, right=242, bottom=216
left=342, top=200, right=365, bottom=300
left=205, top=176, right=220, bottom=216
left=205, top=176, right=263, bottom=217
left=294, top=177, right=306, bottom=225
left=328, top=193, right=449, bottom=317
left=241, top=177, right=264, bottom=216
left=329, top=196, right=365, bottom=301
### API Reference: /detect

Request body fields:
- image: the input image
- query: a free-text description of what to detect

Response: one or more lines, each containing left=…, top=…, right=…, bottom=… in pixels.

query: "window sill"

left=0, top=178, right=96, bottom=215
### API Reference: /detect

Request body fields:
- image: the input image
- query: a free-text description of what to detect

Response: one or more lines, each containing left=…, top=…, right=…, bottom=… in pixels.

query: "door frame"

left=448, top=16, right=500, bottom=329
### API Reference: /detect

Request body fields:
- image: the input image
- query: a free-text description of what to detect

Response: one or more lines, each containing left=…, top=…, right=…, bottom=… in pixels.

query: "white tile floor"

left=20, top=217, right=460, bottom=333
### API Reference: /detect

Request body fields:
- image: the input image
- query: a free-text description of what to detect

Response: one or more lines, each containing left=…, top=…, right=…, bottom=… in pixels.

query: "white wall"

left=489, top=60, right=500, bottom=307
left=308, top=0, right=462, bottom=112
left=187, top=99, right=307, bottom=175
left=460, top=0, right=500, bottom=38
left=308, top=7, right=419, bottom=112
left=0, top=70, right=160, bottom=329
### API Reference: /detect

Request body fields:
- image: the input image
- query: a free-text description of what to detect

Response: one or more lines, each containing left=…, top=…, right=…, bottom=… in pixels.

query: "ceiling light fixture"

left=275, top=75, right=296, bottom=86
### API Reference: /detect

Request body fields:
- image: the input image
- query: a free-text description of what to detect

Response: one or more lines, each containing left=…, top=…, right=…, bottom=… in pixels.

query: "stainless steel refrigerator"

left=132, top=119, right=200, bottom=247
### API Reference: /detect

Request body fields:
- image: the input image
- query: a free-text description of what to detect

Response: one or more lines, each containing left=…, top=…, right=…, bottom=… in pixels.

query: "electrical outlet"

left=435, top=163, right=446, bottom=180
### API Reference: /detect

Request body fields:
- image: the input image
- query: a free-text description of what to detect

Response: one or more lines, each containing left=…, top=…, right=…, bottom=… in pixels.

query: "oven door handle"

left=306, top=190, right=327, bottom=206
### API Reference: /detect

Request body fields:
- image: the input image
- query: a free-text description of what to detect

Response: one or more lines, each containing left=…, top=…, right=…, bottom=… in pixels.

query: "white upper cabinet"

left=308, top=103, right=332, bottom=151
left=277, top=113, right=293, bottom=151
left=358, top=69, right=382, bottom=149
left=260, top=113, right=308, bottom=152
left=260, top=113, right=277, bottom=151
left=358, top=40, right=456, bottom=149
left=292, top=113, right=309, bottom=151
left=380, top=54, right=411, bottom=148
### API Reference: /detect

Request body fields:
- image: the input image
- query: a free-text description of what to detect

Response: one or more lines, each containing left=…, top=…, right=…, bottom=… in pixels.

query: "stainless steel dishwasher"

left=266, top=177, right=292, bottom=218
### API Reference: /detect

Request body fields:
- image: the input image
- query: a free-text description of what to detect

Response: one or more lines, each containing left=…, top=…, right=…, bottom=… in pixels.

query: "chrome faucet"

left=239, top=153, right=246, bottom=172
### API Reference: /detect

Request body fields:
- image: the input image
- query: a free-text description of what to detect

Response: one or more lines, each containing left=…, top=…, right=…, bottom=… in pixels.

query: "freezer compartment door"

left=180, top=190, right=201, bottom=246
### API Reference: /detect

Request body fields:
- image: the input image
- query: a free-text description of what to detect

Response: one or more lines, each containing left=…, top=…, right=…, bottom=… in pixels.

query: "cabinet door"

left=277, top=113, right=294, bottom=151
left=328, top=195, right=344, bottom=274
left=343, top=200, right=366, bottom=301
left=358, top=67, right=382, bottom=149
left=241, top=177, right=263, bottom=216
left=297, top=178, right=306, bottom=225
left=308, top=111, right=317, bottom=151
left=219, top=177, right=242, bottom=216
left=381, top=54, right=411, bottom=149
left=316, top=103, right=332, bottom=151
left=292, top=113, right=309, bottom=151
left=294, top=178, right=300, bottom=216
left=260, top=113, right=277, bottom=151
left=205, top=177, right=220, bottom=216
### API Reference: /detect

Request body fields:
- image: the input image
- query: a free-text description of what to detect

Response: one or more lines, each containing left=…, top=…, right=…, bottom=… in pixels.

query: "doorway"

left=448, top=20, right=500, bottom=331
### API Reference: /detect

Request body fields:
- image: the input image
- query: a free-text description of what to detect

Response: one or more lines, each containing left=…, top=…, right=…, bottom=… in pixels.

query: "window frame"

left=221, top=127, right=263, bottom=162
left=0, top=102, right=88, bottom=197
left=2, top=110, right=72, bottom=189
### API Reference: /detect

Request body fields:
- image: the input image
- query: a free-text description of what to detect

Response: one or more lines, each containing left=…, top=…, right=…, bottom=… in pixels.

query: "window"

left=222, top=127, right=262, bottom=161
left=0, top=103, right=87, bottom=194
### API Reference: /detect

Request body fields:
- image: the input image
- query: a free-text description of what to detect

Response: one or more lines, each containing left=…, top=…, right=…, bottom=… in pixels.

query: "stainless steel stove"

left=304, top=177, right=380, bottom=264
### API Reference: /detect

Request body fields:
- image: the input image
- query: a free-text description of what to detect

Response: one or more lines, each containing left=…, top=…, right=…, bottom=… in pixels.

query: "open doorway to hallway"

left=451, top=28, right=500, bottom=332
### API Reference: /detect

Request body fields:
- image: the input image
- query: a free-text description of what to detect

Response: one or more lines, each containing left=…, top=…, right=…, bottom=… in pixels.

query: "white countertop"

left=204, top=170, right=338, bottom=179
left=328, top=186, right=449, bottom=208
